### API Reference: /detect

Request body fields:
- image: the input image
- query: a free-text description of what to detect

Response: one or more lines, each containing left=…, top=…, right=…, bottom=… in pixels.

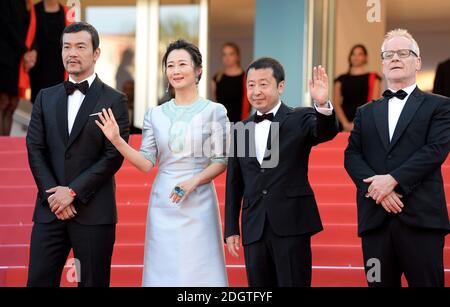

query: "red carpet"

left=0, top=134, right=449, bottom=287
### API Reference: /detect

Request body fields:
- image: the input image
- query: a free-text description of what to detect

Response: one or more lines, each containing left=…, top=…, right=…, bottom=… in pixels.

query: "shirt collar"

left=69, top=73, right=97, bottom=88
left=256, top=100, right=282, bottom=116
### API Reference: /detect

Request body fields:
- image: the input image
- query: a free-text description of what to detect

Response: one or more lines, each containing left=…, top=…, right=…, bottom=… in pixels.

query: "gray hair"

left=381, top=29, right=420, bottom=56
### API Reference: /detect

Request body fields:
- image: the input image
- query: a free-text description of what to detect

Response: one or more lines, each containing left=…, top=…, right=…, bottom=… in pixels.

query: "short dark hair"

left=162, top=39, right=203, bottom=82
left=246, top=57, right=285, bottom=85
left=61, top=22, right=100, bottom=51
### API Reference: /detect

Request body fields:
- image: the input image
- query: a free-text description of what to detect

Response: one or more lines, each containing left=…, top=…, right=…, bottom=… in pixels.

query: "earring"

left=166, top=82, right=170, bottom=93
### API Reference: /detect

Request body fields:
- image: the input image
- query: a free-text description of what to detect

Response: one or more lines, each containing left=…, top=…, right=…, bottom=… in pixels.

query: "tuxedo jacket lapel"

left=372, top=98, right=390, bottom=151
left=67, top=76, right=103, bottom=149
left=261, top=103, right=290, bottom=167
left=55, top=85, right=69, bottom=146
left=388, top=88, right=425, bottom=152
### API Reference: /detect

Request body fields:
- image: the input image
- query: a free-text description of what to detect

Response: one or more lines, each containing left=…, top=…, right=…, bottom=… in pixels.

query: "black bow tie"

left=254, top=112, right=274, bottom=123
left=64, top=80, right=89, bottom=96
left=382, top=89, right=408, bottom=100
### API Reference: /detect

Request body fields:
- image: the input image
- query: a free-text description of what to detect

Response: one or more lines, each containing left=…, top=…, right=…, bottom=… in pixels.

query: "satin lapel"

left=372, top=98, right=390, bottom=151
left=55, top=84, right=69, bottom=146
left=66, top=76, right=103, bottom=149
left=388, top=88, right=425, bottom=152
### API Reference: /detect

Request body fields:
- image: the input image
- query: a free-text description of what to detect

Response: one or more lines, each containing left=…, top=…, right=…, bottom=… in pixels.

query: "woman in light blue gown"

left=96, top=40, right=229, bottom=286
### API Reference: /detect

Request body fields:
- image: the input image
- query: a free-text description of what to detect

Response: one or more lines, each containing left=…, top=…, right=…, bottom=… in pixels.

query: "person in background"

left=115, top=47, right=141, bottom=134
left=0, top=0, right=29, bottom=136
left=212, top=42, right=250, bottom=123
left=334, top=44, right=381, bottom=132
left=28, top=0, right=71, bottom=103
left=433, top=58, right=450, bottom=97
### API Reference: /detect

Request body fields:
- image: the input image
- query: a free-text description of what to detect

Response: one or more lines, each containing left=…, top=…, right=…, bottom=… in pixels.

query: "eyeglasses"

left=381, top=49, right=418, bottom=60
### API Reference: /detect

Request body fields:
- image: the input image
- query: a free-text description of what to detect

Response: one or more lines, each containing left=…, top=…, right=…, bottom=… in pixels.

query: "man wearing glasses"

left=345, top=29, right=450, bottom=287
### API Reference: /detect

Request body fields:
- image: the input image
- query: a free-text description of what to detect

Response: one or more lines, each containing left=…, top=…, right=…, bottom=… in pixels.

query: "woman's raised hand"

left=95, top=108, right=121, bottom=144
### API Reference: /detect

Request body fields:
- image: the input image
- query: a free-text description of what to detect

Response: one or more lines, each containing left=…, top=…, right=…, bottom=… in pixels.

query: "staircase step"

left=4, top=184, right=449, bottom=204
left=0, top=265, right=249, bottom=287
left=2, top=241, right=449, bottom=268
left=0, top=152, right=29, bottom=169
left=2, top=265, right=449, bottom=287
left=0, top=137, right=26, bottom=151
left=0, top=202, right=363, bottom=224
left=1, top=134, right=449, bottom=288
left=2, top=222, right=449, bottom=246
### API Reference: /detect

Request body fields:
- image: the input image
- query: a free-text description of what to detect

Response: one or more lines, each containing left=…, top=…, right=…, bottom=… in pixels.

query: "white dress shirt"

left=387, top=84, right=416, bottom=141
left=254, top=100, right=334, bottom=164
left=67, top=73, right=97, bottom=135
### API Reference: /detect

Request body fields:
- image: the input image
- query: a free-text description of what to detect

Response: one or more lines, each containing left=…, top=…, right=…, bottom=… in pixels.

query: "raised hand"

left=309, top=65, right=329, bottom=106
left=95, top=108, right=121, bottom=144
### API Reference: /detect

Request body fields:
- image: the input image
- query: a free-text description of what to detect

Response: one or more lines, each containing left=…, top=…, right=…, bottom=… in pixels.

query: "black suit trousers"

left=243, top=218, right=312, bottom=287
left=27, top=220, right=116, bottom=287
left=362, top=217, right=445, bottom=287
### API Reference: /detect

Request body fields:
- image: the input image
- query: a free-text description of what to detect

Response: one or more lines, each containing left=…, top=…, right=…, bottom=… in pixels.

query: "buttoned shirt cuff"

left=314, top=100, right=334, bottom=116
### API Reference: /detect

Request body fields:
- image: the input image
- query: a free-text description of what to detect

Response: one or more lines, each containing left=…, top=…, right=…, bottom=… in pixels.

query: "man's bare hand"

left=55, top=204, right=77, bottom=220
left=379, top=191, right=404, bottom=214
left=226, top=235, right=240, bottom=258
left=47, top=186, right=75, bottom=215
left=364, top=174, right=398, bottom=204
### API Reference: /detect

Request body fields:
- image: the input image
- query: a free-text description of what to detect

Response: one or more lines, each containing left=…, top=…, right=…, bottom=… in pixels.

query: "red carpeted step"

left=0, top=169, right=34, bottom=186
left=0, top=266, right=250, bottom=287
left=2, top=201, right=448, bottom=226
left=2, top=266, right=449, bottom=287
left=114, top=166, right=356, bottom=185
left=2, top=240, right=450, bottom=268
left=3, top=165, right=449, bottom=189
left=1, top=135, right=450, bottom=288
left=0, top=205, right=34, bottom=224
left=2, top=163, right=448, bottom=188
left=0, top=152, right=29, bottom=169
left=2, top=183, right=450, bottom=205
left=4, top=223, right=449, bottom=246
left=0, top=137, right=26, bottom=151
left=0, top=202, right=359, bottom=225
left=310, top=267, right=366, bottom=287
left=309, top=148, right=345, bottom=166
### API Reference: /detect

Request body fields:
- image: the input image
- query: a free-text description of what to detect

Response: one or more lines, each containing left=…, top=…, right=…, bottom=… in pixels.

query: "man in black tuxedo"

left=26, top=22, right=130, bottom=287
left=345, top=29, right=450, bottom=287
left=224, top=57, right=338, bottom=287
left=433, top=58, right=450, bottom=98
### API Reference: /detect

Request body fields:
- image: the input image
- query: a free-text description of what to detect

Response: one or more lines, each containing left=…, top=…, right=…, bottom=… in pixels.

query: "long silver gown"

left=139, top=98, right=229, bottom=286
